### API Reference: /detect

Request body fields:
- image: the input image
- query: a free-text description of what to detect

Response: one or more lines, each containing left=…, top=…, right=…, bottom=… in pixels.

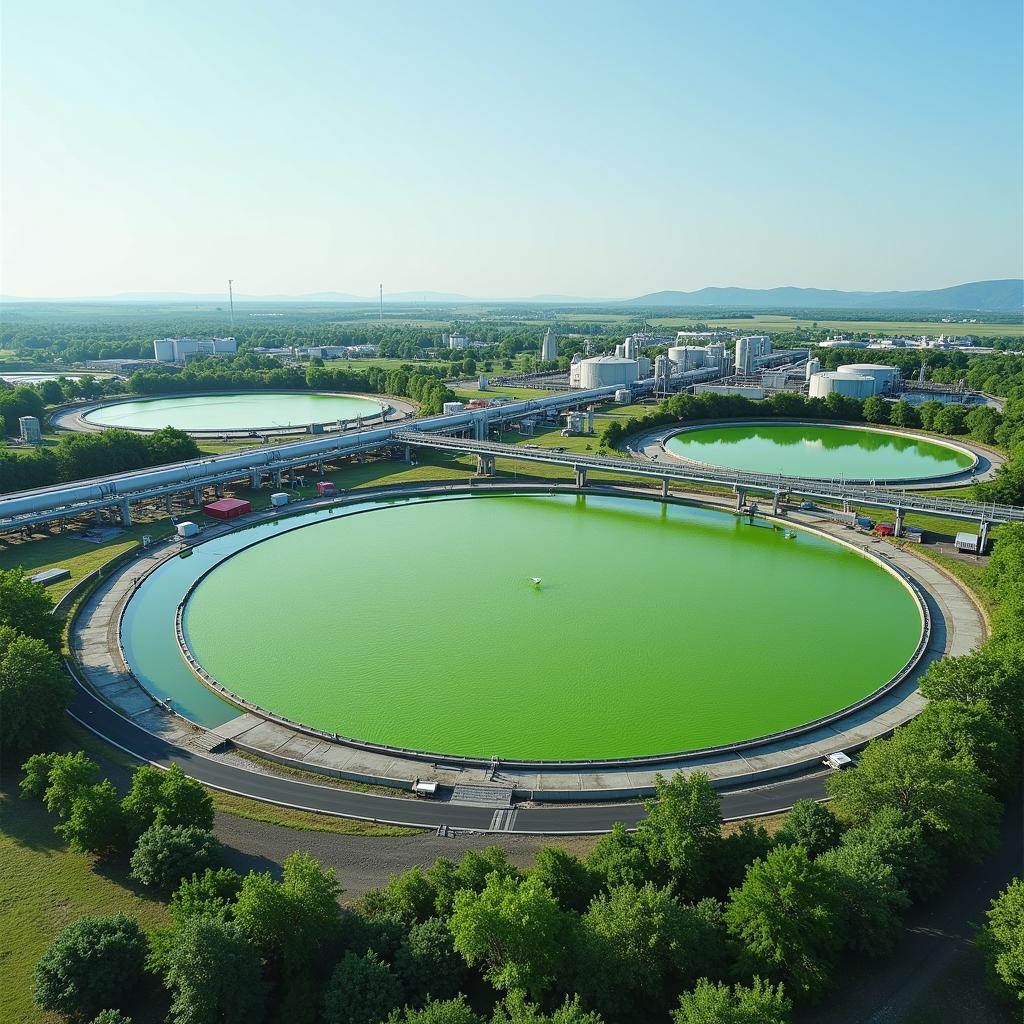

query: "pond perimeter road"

left=70, top=680, right=831, bottom=834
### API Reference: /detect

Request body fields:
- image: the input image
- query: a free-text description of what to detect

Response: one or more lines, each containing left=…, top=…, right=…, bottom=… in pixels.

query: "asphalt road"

left=70, top=682, right=829, bottom=834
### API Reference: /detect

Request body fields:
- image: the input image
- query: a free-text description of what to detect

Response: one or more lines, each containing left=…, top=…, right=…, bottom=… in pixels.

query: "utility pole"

left=228, top=279, right=235, bottom=332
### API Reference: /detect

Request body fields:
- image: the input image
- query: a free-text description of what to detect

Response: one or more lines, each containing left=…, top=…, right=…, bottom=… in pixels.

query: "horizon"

left=2, top=1, right=1022, bottom=299
left=2, top=276, right=1022, bottom=306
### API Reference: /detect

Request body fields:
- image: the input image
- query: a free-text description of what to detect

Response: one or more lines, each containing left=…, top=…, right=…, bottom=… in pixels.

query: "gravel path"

left=214, top=813, right=597, bottom=901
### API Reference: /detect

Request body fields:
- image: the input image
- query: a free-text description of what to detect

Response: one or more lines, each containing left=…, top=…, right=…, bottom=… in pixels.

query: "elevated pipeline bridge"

left=391, top=431, right=1024, bottom=539
left=0, top=380, right=658, bottom=531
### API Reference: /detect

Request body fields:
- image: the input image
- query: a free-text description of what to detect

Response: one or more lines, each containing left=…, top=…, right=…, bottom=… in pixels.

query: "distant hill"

left=624, top=279, right=1024, bottom=312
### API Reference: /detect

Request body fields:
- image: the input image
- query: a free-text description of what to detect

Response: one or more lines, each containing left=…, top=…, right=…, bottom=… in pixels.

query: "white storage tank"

left=667, top=346, right=707, bottom=371
left=837, top=363, right=900, bottom=393
left=442, top=401, right=465, bottom=415
left=176, top=521, right=199, bottom=539
left=270, top=492, right=290, bottom=507
left=809, top=371, right=875, bottom=399
left=804, top=358, right=821, bottom=380
left=577, top=356, right=640, bottom=390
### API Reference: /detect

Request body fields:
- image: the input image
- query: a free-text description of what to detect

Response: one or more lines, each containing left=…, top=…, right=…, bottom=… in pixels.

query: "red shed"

left=204, top=497, right=252, bottom=520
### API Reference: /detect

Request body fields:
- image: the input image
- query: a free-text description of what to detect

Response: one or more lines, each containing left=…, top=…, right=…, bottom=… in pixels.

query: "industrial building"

left=667, top=342, right=729, bottom=373
left=734, top=335, right=772, bottom=374
left=541, top=328, right=558, bottom=362
left=575, top=355, right=642, bottom=390
left=808, top=371, right=875, bottom=399
left=676, top=330, right=734, bottom=342
left=836, top=363, right=901, bottom=393
left=808, top=363, right=901, bottom=399
left=153, top=337, right=237, bottom=363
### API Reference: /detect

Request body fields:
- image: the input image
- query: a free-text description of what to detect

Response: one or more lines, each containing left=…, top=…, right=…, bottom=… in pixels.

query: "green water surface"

left=664, top=423, right=974, bottom=481
left=84, top=391, right=384, bottom=432
left=173, top=493, right=922, bottom=760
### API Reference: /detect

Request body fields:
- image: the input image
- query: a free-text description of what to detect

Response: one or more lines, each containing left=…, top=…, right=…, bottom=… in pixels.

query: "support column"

left=575, top=467, right=587, bottom=488
left=193, top=486, right=202, bottom=505
left=475, top=454, right=495, bottom=476
left=119, top=499, right=132, bottom=527
left=661, top=478, right=669, bottom=498
left=250, top=470, right=261, bottom=489
left=95, top=509, right=103, bottom=525
left=894, top=508, right=904, bottom=538
left=735, top=487, right=746, bottom=511
left=772, top=491, right=782, bottom=515
left=979, top=520, right=990, bottom=553
left=404, top=445, right=411, bottom=463
left=214, top=484, right=224, bottom=497
left=164, top=496, right=173, bottom=514
left=318, top=462, right=325, bottom=477
left=273, top=471, right=282, bottom=488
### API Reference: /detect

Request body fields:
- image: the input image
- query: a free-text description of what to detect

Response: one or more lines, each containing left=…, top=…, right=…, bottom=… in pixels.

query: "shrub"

left=33, top=913, right=146, bottom=1018
left=129, top=824, right=221, bottom=890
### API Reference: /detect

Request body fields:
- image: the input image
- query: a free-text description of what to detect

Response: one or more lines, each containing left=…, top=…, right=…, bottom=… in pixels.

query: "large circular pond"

left=83, top=391, right=386, bottom=432
left=664, top=423, right=975, bottom=481
left=127, top=492, right=926, bottom=761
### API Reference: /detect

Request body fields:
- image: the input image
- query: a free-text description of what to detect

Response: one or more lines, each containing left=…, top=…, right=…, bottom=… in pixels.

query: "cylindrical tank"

left=667, top=346, right=707, bottom=371
left=809, top=371, right=874, bottom=399
left=837, top=363, right=899, bottom=393
left=804, top=358, right=821, bottom=380
left=577, top=356, right=640, bottom=390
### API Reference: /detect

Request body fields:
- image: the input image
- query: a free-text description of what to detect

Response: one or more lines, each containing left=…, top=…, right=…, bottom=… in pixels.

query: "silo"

left=837, top=363, right=900, bottom=394
left=804, top=358, right=821, bottom=380
left=808, top=371, right=875, bottom=400
left=577, top=356, right=641, bottom=390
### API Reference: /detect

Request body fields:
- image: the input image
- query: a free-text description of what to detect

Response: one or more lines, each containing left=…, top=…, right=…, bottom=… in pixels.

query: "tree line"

left=0, top=427, right=200, bottom=494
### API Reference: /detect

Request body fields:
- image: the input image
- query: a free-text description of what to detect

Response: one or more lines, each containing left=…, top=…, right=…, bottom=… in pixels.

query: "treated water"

left=143, top=493, right=926, bottom=761
left=664, top=423, right=974, bottom=481
left=84, top=391, right=384, bottom=432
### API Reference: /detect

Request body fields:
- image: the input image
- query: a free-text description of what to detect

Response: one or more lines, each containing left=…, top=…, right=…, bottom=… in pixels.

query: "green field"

left=0, top=768, right=170, bottom=1024
left=647, top=313, right=1024, bottom=339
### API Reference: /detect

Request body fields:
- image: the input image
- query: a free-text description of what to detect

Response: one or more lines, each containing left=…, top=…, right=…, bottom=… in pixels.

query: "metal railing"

left=392, top=431, right=1024, bottom=524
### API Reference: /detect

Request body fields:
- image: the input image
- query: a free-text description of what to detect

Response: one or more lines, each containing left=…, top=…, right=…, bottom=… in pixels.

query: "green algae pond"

left=664, top=423, right=975, bottom=482
left=122, top=492, right=924, bottom=761
left=83, top=391, right=385, bottom=432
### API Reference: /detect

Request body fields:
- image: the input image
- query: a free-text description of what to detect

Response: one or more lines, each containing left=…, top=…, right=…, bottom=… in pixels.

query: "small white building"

left=154, top=337, right=237, bottom=362
left=18, top=416, right=42, bottom=443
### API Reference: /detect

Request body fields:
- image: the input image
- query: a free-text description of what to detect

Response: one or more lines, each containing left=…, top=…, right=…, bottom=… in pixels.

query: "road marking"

left=488, top=808, right=519, bottom=831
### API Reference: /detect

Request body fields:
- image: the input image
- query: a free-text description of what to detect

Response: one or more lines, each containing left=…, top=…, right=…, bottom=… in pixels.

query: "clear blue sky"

left=2, top=0, right=1022, bottom=298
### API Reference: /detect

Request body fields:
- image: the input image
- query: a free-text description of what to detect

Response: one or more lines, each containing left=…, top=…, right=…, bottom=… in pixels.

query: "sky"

left=2, top=0, right=1022, bottom=299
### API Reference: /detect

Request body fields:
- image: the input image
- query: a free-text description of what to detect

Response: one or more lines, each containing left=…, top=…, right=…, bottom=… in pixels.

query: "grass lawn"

left=0, top=523, right=177, bottom=601
left=0, top=767, right=170, bottom=1024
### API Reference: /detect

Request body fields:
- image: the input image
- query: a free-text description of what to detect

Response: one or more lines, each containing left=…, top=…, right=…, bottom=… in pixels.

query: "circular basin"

left=144, top=493, right=927, bottom=761
left=82, top=391, right=386, bottom=432
left=664, top=423, right=975, bottom=482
